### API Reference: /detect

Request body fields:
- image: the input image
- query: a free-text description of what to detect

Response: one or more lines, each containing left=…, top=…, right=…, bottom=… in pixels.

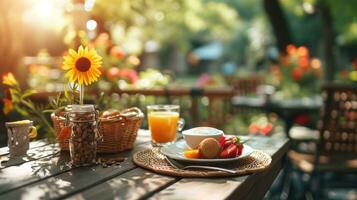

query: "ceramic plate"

left=160, top=139, right=254, bottom=164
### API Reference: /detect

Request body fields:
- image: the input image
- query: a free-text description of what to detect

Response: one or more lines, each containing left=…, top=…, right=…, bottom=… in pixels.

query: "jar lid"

left=71, top=104, right=95, bottom=112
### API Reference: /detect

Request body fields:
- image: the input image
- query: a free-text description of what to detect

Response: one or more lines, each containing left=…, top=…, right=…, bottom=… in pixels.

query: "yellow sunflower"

left=62, top=46, right=102, bottom=85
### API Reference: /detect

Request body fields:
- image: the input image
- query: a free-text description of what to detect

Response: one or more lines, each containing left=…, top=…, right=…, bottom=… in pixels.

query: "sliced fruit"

left=183, top=149, right=200, bottom=159
left=222, top=140, right=233, bottom=149
left=219, top=135, right=244, bottom=158
left=220, top=143, right=238, bottom=158
left=236, top=144, right=244, bottom=156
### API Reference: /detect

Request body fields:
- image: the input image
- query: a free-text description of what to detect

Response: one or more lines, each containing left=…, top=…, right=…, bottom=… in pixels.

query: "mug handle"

left=28, top=126, right=37, bottom=139
left=177, top=118, right=185, bottom=132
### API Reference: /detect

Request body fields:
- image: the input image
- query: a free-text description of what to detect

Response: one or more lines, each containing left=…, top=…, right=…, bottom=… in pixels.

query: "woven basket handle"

left=100, top=107, right=143, bottom=122
left=121, top=107, right=143, bottom=118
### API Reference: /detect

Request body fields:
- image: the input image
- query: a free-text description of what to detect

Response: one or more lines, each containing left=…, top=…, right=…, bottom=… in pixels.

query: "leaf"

left=14, top=105, right=30, bottom=116
left=21, top=89, right=37, bottom=99
left=20, top=99, right=36, bottom=111
left=42, top=109, right=57, bottom=113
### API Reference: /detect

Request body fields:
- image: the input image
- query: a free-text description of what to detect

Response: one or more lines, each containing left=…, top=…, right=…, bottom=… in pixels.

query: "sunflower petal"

left=69, top=49, right=77, bottom=57
left=78, top=46, right=84, bottom=56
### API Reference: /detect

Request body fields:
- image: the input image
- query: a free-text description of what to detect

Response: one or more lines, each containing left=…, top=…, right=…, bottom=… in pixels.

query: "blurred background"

left=1, top=0, right=357, bottom=145
left=1, top=0, right=357, bottom=199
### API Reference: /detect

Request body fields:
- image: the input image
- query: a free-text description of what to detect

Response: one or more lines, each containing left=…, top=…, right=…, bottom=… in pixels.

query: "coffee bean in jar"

left=68, top=104, right=99, bottom=167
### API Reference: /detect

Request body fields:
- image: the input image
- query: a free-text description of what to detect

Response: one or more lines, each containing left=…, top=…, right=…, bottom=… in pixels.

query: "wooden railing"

left=31, top=87, right=235, bottom=129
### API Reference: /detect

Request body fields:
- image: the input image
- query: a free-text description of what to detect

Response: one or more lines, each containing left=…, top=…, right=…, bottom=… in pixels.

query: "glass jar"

left=68, top=104, right=99, bottom=167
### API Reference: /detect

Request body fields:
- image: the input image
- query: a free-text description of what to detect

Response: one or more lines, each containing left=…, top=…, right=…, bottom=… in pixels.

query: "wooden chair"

left=225, top=75, right=262, bottom=96
left=288, top=83, right=357, bottom=198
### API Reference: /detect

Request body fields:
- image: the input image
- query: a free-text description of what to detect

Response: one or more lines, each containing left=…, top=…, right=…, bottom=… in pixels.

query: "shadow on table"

left=156, top=178, right=237, bottom=198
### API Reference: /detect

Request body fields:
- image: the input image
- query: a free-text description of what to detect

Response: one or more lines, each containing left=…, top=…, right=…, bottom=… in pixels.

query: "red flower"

left=110, top=46, right=125, bottom=60
left=249, top=123, right=260, bottom=134
left=118, top=69, right=139, bottom=84
left=3, top=98, right=13, bottom=114
left=286, top=44, right=297, bottom=55
left=340, top=69, right=349, bottom=79
left=271, top=65, right=280, bottom=73
left=107, top=67, right=120, bottom=80
left=291, top=68, right=303, bottom=81
left=297, top=46, right=309, bottom=57
left=294, top=114, right=310, bottom=126
left=353, top=57, right=357, bottom=70
left=3, top=89, right=13, bottom=115
left=299, top=57, right=310, bottom=71
left=248, top=122, right=273, bottom=136
left=107, top=68, right=138, bottom=84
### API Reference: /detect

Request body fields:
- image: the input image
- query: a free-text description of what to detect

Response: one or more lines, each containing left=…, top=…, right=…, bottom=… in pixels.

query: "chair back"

left=225, top=75, right=262, bottom=95
left=318, top=83, right=357, bottom=154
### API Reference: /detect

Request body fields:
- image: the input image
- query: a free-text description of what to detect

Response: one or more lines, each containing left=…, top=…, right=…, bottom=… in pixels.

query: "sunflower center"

left=75, top=57, right=91, bottom=72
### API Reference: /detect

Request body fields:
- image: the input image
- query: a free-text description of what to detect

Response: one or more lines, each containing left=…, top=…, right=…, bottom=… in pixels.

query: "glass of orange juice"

left=147, top=105, right=185, bottom=147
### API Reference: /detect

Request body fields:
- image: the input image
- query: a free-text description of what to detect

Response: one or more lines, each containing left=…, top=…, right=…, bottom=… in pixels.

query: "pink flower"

left=196, top=74, right=215, bottom=87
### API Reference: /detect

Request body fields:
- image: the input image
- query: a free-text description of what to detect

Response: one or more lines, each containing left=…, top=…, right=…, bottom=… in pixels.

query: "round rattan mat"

left=133, top=148, right=272, bottom=177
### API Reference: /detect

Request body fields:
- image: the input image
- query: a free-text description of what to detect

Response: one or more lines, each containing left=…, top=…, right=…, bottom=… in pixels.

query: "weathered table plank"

left=0, top=152, right=69, bottom=194
left=0, top=143, right=59, bottom=169
left=233, top=160, right=282, bottom=200
left=67, top=168, right=177, bottom=200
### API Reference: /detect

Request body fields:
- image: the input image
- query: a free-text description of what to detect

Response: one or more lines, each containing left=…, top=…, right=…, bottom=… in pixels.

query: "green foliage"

left=281, top=0, right=357, bottom=46
left=3, top=75, right=55, bottom=138
left=92, top=0, right=238, bottom=52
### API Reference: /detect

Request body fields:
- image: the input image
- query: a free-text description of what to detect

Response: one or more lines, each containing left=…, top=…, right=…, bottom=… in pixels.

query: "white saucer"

left=160, top=139, right=254, bottom=164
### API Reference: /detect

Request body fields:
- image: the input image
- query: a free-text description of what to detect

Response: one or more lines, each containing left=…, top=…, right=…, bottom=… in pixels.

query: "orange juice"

left=148, top=111, right=179, bottom=143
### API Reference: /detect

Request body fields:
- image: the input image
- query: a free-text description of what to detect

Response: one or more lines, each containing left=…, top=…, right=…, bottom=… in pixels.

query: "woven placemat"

left=133, top=148, right=272, bottom=178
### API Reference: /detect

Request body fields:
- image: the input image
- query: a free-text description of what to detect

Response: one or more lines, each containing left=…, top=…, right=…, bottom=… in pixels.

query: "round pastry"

left=198, top=138, right=221, bottom=159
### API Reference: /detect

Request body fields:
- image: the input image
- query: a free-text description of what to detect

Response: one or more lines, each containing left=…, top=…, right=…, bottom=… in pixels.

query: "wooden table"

left=0, top=130, right=289, bottom=200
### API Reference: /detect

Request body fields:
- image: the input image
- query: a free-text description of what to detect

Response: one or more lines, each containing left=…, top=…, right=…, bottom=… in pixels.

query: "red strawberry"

left=219, top=135, right=233, bottom=147
left=236, top=144, right=244, bottom=156
left=222, top=140, right=233, bottom=149
left=220, top=143, right=238, bottom=158
left=219, top=136, right=244, bottom=158
left=219, top=135, right=226, bottom=146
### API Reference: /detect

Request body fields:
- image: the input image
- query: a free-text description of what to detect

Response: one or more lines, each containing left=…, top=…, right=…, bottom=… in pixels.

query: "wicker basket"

left=51, top=107, right=144, bottom=153
left=51, top=111, right=69, bottom=151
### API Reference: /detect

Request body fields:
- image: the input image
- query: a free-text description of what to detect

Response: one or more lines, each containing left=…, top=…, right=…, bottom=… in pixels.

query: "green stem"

left=37, top=111, right=55, bottom=137
left=80, top=84, right=84, bottom=105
